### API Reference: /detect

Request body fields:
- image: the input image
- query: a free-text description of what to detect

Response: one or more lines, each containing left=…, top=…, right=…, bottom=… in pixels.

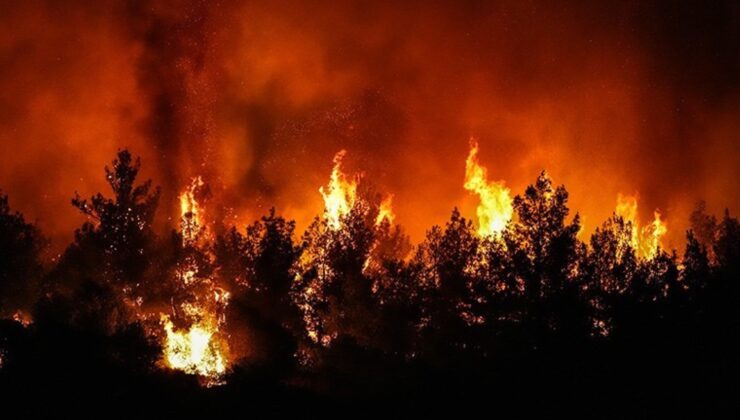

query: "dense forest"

left=1, top=150, right=738, bottom=416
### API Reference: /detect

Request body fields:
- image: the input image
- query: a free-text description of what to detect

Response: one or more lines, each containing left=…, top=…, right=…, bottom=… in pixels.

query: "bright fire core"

left=159, top=178, right=230, bottom=384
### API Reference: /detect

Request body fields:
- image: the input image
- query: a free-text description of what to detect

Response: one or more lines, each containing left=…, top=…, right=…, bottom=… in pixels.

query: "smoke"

left=1, top=0, right=738, bottom=250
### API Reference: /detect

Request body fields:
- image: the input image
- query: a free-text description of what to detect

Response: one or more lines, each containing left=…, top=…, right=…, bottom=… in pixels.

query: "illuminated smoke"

left=0, top=1, right=737, bottom=251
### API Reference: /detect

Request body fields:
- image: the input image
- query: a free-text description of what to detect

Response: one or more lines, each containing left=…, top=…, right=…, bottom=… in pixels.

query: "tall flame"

left=180, top=176, right=205, bottom=243
left=615, top=194, right=668, bottom=260
left=320, top=150, right=357, bottom=229
left=643, top=210, right=668, bottom=259
left=615, top=193, right=640, bottom=250
left=160, top=177, right=230, bottom=385
left=375, top=195, right=395, bottom=226
left=464, top=140, right=513, bottom=237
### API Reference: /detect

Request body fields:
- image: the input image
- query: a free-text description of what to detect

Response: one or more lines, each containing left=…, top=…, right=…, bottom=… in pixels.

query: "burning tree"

left=292, top=150, right=409, bottom=360
left=1, top=144, right=739, bottom=409
left=614, top=194, right=668, bottom=260
left=464, top=140, right=513, bottom=237
left=160, top=177, right=230, bottom=384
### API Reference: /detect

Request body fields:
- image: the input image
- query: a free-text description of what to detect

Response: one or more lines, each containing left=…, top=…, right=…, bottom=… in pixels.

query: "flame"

left=615, top=194, right=668, bottom=259
left=160, top=177, right=230, bottom=384
left=375, top=195, right=395, bottom=226
left=319, top=150, right=357, bottom=229
left=464, top=140, right=513, bottom=236
left=642, top=210, right=668, bottom=260
left=180, top=176, right=205, bottom=243
left=297, top=152, right=397, bottom=348
left=161, top=315, right=228, bottom=380
left=12, top=310, right=32, bottom=327
left=615, top=193, right=640, bottom=250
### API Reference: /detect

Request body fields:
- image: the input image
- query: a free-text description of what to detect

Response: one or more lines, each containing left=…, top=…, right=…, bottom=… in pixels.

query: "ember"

left=0, top=1, right=737, bottom=416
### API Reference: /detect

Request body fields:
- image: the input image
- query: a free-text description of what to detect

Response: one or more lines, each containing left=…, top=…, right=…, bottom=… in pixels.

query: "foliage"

left=0, top=151, right=739, bottom=412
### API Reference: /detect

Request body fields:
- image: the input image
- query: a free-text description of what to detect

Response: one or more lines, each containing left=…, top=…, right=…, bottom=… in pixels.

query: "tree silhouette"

left=690, top=201, right=718, bottom=262
left=682, top=231, right=710, bottom=291
left=1, top=152, right=739, bottom=414
left=0, top=193, right=46, bottom=317
left=292, top=201, right=376, bottom=348
left=508, top=171, right=586, bottom=342
left=70, top=150, right=160, bottom=296
left=365, top=219, right=414, bottom=354
left=413, top=208, right=479, bottom=356
left=714, top=210, right=740, bottom=275
left=290, top=186, right=416, bottom=364
left=42, top=150, right=160, bottom=332
left=584, top=215, right=639, bottom=337
left=215, top=208, right=303, bottom=370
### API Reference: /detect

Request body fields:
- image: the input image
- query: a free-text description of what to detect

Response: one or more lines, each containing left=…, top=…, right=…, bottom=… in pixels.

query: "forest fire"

left=320, top=151, right=358, bottom=230
left=318, top=149, right=395, bottom=228
left=375, top=195, right=395, bottom=226
left=615, top=194, right=668, bottom=260
left=180, top=176, right=206, bottom=244
left=161, top=314, right=227, bottom=379
left=0, top=1, right=738, bottom=415
left=291, top=149, right=405, bottom=348
left=158, top=178, right=231, bottom=384
left=464, top=141, right=513, bottom=237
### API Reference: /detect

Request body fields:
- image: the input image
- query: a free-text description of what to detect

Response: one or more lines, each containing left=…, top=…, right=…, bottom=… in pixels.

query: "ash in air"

left=1, top=146, right=738, bottom=415
left=0, top=0, right=738, bottom=416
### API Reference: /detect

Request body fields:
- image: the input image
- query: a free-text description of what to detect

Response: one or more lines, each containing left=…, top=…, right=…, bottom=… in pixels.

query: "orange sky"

left=1, top=0, right=738, bottom=251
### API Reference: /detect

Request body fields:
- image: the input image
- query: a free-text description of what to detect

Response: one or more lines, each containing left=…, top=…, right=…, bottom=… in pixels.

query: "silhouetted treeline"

left=1, top=150, right=738, bottom=416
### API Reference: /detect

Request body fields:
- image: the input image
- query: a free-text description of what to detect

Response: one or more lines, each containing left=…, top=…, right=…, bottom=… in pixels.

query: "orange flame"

left=160, top=177, right=230, bottom=385
left=161, top=314, right=228, bottom=381
left=615, top=194, right=668, bottom=260
left=375, top=195, right=395, bottom=226
left=319, top=150, right=357, bottom=229
left=464, top=140, right=513, bottom=237
left=643, top=210, right=668, bottom=259
left=12, top=310, right=32, bottom=327
left=180, top=176, right=205, bottom=243
left=615, top=193, right=640, bottom=250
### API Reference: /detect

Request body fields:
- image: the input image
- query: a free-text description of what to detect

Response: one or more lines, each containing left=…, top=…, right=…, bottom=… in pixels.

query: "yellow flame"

left=160, top=177, right=230, bottom=384
left=161, top=315, right=227, bottom=381
left=180, top=177, right=205, bottom=243
left=642, top=210, right=668, bottom=259
left=320, top=150, right=357, bottom=229
left=615, top=194, right=668, bottom=259
left=464, top=140, right=513, bottom=236
left=375, top=195, right=395, bottom=226
left=615, top=193, right=640, bottom=250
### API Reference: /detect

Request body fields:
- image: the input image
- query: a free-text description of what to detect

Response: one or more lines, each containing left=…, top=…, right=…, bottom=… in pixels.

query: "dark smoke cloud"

left=0, top=0, right=738, bottom=250
left=122, top=0, right=221, bottom=219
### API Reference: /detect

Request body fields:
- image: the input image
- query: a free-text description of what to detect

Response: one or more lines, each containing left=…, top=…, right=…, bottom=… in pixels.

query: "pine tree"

left=0, top=193, right=46, bottom=317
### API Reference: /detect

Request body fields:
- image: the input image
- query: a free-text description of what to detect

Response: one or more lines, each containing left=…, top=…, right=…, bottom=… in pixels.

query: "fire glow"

left=614, top=193, right=668, bottom=260
left=464, top=140, right=514, bottom=237
left=159, top=178, right=230, bottom=384
left=320, top=150, right=358, bottom=230
left=1, top=4, right=738, bottom=414
left=165, top=146, right=675, bottom=380
left=150, top=144, right=672, bottom=383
